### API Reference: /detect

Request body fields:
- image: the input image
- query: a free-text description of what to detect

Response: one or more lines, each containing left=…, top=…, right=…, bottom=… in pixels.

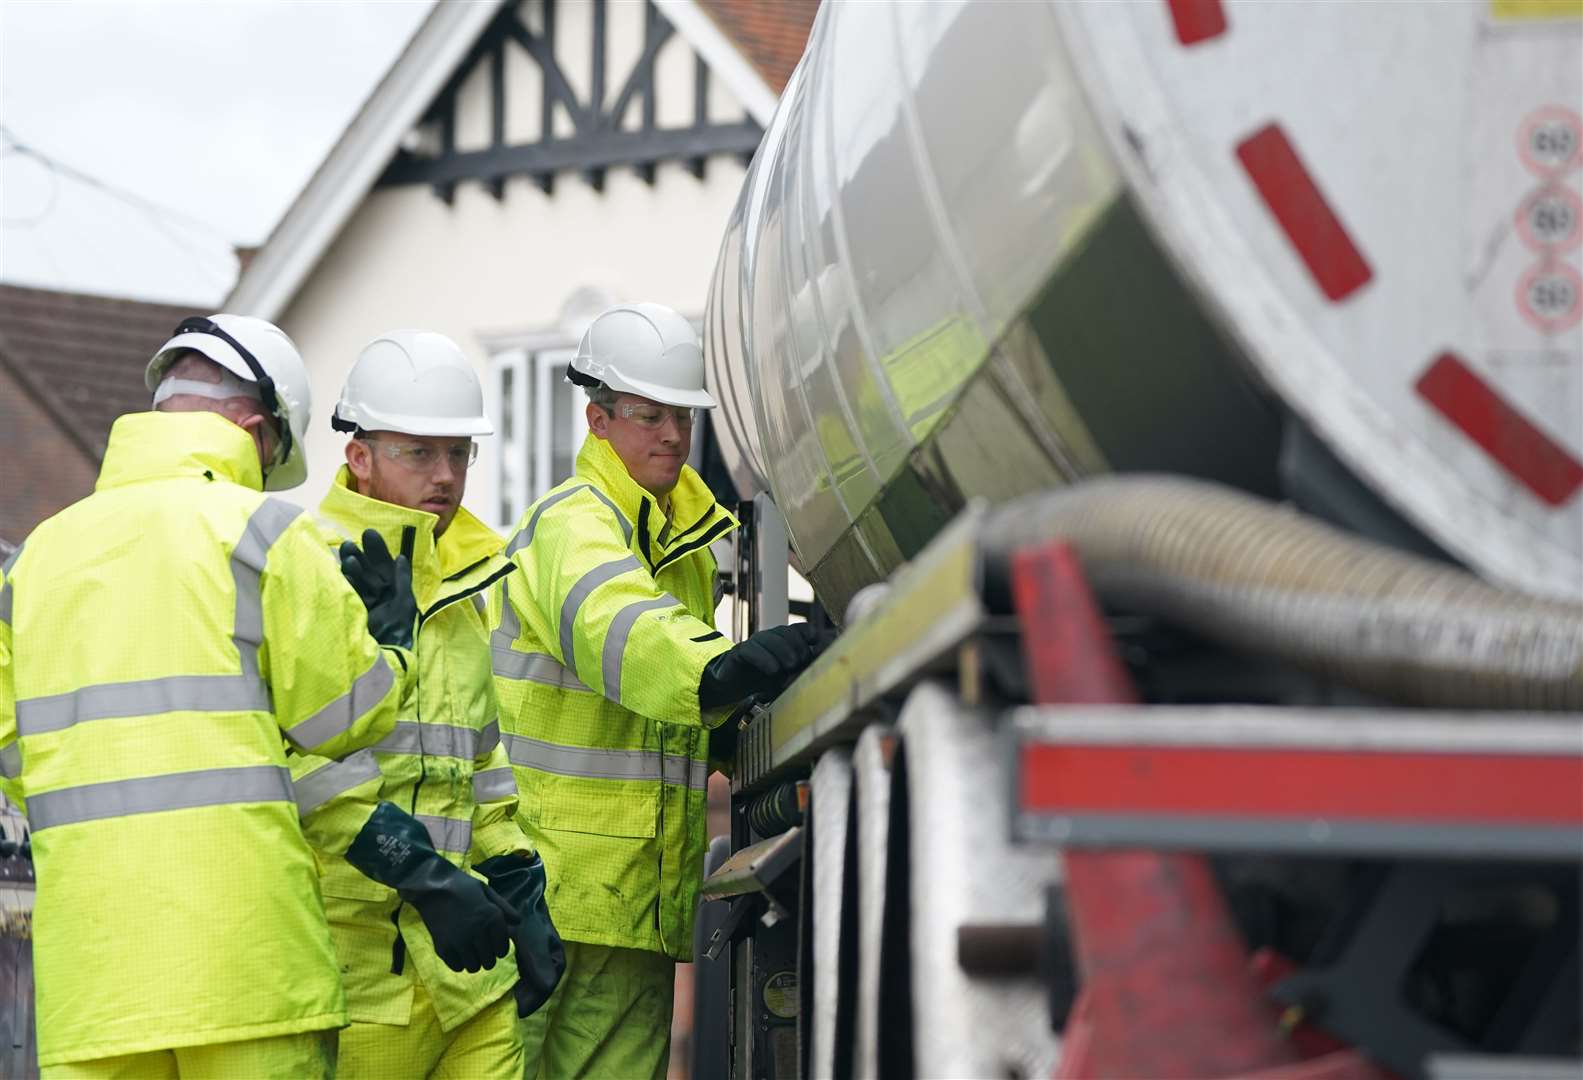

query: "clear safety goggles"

left=363, top=438, right=478, bottom=472
left=617, top=403, right=696, bottom=430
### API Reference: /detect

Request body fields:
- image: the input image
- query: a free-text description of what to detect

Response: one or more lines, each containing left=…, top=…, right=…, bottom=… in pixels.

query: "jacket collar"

left=317, top=466, right=507, bottom=605
left=575, top=433, right=738, bottom=571
left=97, top=412, right=265, bottom=492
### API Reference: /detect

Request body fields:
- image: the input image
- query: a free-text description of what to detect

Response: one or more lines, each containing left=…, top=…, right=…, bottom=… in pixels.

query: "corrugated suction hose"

left=983, top=476, right=1583, bottom=711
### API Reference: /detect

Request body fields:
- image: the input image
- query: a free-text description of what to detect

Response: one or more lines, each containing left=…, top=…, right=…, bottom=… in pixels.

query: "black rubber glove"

left=339, top=529, right=416, bottom=650
left=698, top=623, right=828, bottom=710
left=475, top=853, right=567, bottom=1017
left=347, top=802, right=518, bottom=973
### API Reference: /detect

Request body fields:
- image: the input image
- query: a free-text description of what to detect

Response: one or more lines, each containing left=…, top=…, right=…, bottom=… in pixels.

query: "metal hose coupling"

left=983, top=476, right=1583, bottom=711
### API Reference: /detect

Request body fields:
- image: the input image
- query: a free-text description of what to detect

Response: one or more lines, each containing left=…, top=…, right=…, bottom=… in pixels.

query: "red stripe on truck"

left=1166, top=0, right=1227, bottom=44
left=1417, top=351, right=1583, bottom=507
left=1020, top=743, right=1583, bottom=825
left=1236, top=123, right=1373, bottom=302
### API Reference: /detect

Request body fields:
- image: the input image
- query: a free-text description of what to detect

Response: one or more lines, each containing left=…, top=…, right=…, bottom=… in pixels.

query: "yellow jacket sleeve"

left=468, top=737, right=533, bottom=862
left=287, top=746, right=385, bottom=858
left=260, top=516, right=410, bottom=759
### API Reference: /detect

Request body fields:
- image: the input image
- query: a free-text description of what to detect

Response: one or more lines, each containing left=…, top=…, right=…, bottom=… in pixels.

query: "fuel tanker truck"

left=686, top=2, right=1583, bottom=1079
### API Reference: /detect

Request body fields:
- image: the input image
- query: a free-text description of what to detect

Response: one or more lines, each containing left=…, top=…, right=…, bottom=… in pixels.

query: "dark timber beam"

left=584, top=0, right=607, bottom=190
left=507, top=11, right=588, bottom=134
left=488, top=37, right=507, bottom=200
left=688, top=55, right=709, bottom=180
left=382, top=122, right=763, bottom=189
left=436, top=97, right=457, bottom=205
left=628, top=0, right=669, bottom=185
left=538, top=0, right=556, bottom=195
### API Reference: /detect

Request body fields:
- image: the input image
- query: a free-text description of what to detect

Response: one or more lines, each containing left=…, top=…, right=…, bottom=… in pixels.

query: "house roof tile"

left=696, top=0, right=820, bottom=94
left=0, top=284, right=197, bottom=461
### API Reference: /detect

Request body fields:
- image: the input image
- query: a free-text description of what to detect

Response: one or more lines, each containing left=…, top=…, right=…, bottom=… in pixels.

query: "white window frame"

left=533, top=346, right=586, bottom=498
left=487, top=343, right=589, bottom=532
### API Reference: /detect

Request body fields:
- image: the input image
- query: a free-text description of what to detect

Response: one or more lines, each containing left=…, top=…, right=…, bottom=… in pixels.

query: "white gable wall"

left=276, top=0, right=752, bottom=525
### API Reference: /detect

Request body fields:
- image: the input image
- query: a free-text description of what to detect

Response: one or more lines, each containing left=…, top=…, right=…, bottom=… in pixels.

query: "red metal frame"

left=1021, top=743, right=1583, bottom=824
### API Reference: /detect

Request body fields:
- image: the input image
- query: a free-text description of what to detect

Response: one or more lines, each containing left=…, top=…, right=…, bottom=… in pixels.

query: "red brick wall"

left=0, top=364, right=99, bottom=546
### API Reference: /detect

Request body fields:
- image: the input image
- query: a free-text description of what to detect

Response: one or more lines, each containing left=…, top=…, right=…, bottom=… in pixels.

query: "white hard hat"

left=146, top=314, right=314, bottom=491
left=569, top=303, right=716, bottom=409
left=332, top=330, right=492, bottom=438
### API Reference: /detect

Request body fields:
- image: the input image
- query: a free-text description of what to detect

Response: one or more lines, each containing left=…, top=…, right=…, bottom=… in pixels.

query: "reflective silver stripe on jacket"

left=503, top=733, right=708, bottom=791
left=13, top=501, right=300, bottom=738
left=0, top=541, right=22, bottom=624
left=294, top=750, right=382, bottom=816
left=285, top=656, right=395, bottom=752
left=479, top=720, right=500, bottom=756
left=602, top=594, right=680, bottom=706
left=29, top=764, right=295, bottom=831
left=473, top=765, right=516, bottom=803
left=491, top=649, right=592, bottom=692
left=0, top=743, right=20, bottom=781
left=492, top=599, right=593, bottom=690
left=491, top=588, right=523, bottom=652
left=17, top=675, right=272, bottom=737
left=232, top=499, right=303, bottom=683
left=559, top=556, right=640, bottom=681
left=417, top=814, right=472, bottom=854
left=506, top=484, right=632, bottom=557
left=374, top=720, right=480, bottom=760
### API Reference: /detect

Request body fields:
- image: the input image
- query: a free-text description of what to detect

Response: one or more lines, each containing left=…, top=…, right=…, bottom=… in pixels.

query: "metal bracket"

left=699, top=826, right=803, bottom=902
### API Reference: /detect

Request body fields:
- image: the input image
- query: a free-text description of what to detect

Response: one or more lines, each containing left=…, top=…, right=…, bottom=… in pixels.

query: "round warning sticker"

left=1516, top=260, right=1583, bottom=333
left=1516, top=184, right=1583, bottom=252
left=1518, top=106, right=1583, bottom=177
left=761, top=970, right=799, bottom=1019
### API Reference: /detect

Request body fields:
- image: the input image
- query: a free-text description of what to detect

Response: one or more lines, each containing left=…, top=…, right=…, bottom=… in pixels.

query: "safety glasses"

left=363, top=438, right=478, bottom=472
left=617, top=403, right=696, bottom=430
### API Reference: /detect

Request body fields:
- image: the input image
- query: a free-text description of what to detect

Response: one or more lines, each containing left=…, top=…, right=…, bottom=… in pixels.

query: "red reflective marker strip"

left=1417, top=352, right=1583, bottom=507
left=1167, top=0, right=1227, bottom=45
left=1020, top=744, right=1583, bottom=825
left=1237, top=124, right=1373, bottom=302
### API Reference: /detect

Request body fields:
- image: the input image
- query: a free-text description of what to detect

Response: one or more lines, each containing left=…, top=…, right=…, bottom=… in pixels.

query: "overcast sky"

left=1, top=0, right=435, bottom=306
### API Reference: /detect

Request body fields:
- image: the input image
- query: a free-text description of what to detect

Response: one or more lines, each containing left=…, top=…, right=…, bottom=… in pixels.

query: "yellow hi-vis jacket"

left=0, top=412, right=410, bottom=1067
left=288, top=468, right=531, bottom=1032
left=491, top=434, right=737, bottom=960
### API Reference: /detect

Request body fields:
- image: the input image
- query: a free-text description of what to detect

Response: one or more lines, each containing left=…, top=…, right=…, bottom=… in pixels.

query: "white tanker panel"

left=702, top=0, right=1583, bottom=619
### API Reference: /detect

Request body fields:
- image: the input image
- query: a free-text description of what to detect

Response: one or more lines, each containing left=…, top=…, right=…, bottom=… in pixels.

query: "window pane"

left=522, top=364, right=537, bottom=508
left=552, top=373, right=577, bottom=487
left=499, top=364, right=515, bottom=526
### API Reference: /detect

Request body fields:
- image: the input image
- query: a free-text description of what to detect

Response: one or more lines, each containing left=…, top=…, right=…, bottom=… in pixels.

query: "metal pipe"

left=983, top=477, right=1583, bottom=712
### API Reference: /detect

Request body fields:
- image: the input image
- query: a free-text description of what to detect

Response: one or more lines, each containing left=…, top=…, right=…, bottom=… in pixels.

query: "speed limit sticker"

left=1518, top=106, right=1583, bottom=177
left=1516, top=261, right=1583, bottom=333
left=1516, top=184, right=1583, bottom=252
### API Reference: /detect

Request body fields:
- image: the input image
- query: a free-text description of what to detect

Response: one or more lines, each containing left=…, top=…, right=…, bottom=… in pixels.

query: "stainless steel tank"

left=702, top=0, right=1583, bottom=619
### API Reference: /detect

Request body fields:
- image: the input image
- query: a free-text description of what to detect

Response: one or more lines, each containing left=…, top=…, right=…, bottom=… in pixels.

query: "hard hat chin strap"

left=169, top=317, right=292, bottom=467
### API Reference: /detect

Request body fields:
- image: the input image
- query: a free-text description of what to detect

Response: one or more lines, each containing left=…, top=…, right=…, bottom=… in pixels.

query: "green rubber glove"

left=347, top=802, right=517, bottom=973
left=338, top=529, right=416, bottom=650
left=475, top=853, right=567, bottom=1017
